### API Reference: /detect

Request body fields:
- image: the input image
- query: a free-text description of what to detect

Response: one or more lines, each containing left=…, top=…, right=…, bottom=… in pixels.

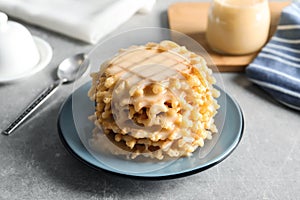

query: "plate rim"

left=57, top=87, right=244, bottom=180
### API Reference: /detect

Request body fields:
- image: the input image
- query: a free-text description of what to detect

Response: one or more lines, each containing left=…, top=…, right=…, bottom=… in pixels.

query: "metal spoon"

left=2, top=53, right=90, bottom=136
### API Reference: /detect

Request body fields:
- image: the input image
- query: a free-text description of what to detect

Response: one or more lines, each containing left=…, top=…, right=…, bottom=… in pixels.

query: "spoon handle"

left=2, top=80, right=62, bottom=136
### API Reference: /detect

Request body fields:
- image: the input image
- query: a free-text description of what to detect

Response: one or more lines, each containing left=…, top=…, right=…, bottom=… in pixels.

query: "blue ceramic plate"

left=57, top=82, right=244, bottom=179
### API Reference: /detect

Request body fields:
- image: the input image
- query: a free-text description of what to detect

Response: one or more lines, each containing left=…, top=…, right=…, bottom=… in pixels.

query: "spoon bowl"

left=58, top=53, right=89, bottom=83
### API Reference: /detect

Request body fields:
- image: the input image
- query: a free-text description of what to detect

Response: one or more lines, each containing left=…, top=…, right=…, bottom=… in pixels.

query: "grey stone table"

left=0, top=0, right=299, bottom=199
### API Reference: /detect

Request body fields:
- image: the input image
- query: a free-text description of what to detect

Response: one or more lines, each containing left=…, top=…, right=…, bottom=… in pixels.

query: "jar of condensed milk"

left=206, top=0, right=270, bottom=55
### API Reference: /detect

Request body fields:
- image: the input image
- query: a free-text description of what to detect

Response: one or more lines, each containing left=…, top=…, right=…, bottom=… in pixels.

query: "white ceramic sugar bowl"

left=0, top=12, right=40, bottom=77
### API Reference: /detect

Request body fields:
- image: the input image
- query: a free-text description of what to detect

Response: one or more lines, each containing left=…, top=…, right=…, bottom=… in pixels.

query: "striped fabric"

left=246, top=2, right=300, bottom=110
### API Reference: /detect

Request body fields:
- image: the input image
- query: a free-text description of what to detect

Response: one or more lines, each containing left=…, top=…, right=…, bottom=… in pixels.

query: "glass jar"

left=206, top=0, right=271, bottom=55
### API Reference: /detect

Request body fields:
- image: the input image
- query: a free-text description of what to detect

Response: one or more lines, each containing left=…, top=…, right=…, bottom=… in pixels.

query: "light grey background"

left=0, top=0, right=299, bottom=199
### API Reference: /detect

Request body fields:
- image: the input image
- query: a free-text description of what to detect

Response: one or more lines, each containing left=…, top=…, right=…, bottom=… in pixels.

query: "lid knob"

left=0, top=12, right=8, bottom=30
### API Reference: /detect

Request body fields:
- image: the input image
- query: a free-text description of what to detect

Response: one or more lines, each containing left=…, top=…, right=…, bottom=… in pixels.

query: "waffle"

left=88, top=41, right=220, bottom=160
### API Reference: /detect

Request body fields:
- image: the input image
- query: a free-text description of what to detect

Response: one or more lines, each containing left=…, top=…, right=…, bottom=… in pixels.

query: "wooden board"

left=168, top=1, right=290, bottom=72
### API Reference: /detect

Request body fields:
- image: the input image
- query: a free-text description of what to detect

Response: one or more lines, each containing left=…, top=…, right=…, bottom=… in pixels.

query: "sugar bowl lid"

left=0, top=12, right=52, bottom=82
left=0, top=12, right=8, bottom=28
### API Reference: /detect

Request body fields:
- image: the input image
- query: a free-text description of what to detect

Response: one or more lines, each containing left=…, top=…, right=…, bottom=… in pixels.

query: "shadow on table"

left=5, top=94, right=185, bottom=198
left=160, top=10, right=169, bottom=28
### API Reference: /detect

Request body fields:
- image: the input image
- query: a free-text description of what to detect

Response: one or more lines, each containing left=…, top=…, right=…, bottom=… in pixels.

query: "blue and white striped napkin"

left=246, top=2, right=300, bottom=110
